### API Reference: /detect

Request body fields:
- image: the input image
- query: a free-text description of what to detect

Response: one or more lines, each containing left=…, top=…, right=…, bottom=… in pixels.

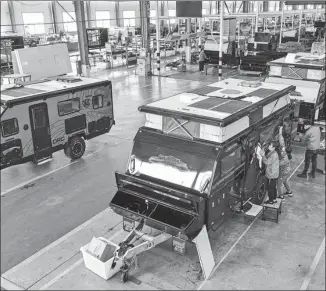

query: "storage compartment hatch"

left=110, top=173, right=203, bottom=239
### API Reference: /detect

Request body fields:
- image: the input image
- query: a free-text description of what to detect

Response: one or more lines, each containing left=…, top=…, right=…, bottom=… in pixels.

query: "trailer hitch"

left=111, top=219, right=145, bottom=269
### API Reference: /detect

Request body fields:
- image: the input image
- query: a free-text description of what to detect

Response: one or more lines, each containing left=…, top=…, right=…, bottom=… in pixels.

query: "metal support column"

left=85, top=0, right=92, bottom=28
left=243, top=0, right=249, bottom=13
left=291, top=15, right=294, bottom=29
left=219, top=1, right=224, bottom=80
left=185, top=17, right=191, bottom=63
left=50, top=1, right=59, bottom=34
left=73, top=0, right=90, bottom=77
left=7, top=1, right=16, bottom=33
left=156, top=1, right=160, bottom=75
left=255, top=1, right=259, bottom=32
left=160, top=1, right=165, bottom=35
left=279, top=1, right=284, bottom=45
left=198, top=18, right=202, bottom=46
left=187, top=18, right=191, bottom=41
left=298, top=10, right=303, bottom=42
left=263, top=0, right=269, bottom=29
left=115, top=1, right=120, bottom=27
left=139, top=0, right=150, bottom=52
left=263, top=1, right=269, bottom=12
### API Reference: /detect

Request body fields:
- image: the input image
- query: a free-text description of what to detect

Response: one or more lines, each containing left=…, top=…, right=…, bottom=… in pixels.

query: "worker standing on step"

left=297, top=122, right=321, bottom=179
left=260, top=140, right=280, bottom=204
left=277, top=126, right=292, bottom=200
left=198, top=48, right=208, bottom=74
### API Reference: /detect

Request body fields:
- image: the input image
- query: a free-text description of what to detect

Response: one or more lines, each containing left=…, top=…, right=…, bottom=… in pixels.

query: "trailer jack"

left=81, top=220, right=172, bottom=282
left=108, top=226, right=171, bottom=282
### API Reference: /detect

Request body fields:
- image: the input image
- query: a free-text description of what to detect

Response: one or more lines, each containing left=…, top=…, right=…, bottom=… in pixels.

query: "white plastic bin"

left=80, top=243, right=122, bottom=280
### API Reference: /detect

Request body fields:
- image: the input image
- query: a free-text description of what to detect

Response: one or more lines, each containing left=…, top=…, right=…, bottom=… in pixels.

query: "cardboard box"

left=86, top=237, right=113, bottom=262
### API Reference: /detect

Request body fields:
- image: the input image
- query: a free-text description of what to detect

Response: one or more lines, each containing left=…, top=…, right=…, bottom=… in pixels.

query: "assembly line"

left=1, top=1, right=325, bottom=290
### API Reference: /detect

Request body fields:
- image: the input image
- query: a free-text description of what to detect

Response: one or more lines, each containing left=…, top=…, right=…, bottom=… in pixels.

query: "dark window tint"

left=1, top=118, right=19, bottom=137
left=58, top=98, right=80, bottom=116
left=32, top=108, right=46, bottom=129
left=93, top=95, right=103, bottom=109
left=221, top=147, right=242, bottom=177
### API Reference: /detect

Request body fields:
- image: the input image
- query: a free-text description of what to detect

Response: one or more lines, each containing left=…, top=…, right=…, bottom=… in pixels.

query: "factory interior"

left=0, top=0, right=325, bottom=290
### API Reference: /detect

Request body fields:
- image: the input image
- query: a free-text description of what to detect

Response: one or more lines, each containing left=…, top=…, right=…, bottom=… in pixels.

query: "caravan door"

left=29, top=103, right=52, bottom=161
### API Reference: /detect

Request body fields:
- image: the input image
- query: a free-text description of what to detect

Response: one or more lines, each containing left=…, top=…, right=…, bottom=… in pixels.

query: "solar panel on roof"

left=189, top=97, right=227, bottom=110
left=211, top=100, right=251, bottom=114
left=189, top=86, right=222, bottom=95
left=246, top=88, right=278, bottom=99
left=1, top=90, right=27, bottom=98
left=2, top=87, right=45, bottom=97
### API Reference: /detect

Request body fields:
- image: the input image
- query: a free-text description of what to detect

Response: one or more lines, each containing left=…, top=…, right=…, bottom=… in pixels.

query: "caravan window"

left=32, top=108, right=46, bottom=129
left=1, top=118, right=19, bottom=137
left=58, top=98, right=80, bottom=116
left=220, top=147, right=242, bottom=177
left=92, top=95, right=103, bottom=109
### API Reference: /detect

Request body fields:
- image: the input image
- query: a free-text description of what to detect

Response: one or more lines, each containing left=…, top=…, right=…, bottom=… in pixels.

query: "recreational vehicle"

left=265, top=42, right=325, bottom=136
left=0, top=76, right=114, bottom=170
left=90, top=78, right=299, bottom=283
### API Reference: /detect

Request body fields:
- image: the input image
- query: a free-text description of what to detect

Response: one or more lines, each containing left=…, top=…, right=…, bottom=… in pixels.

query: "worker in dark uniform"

left=297, top=123, right=321, bottom=179
left=198, top=48, right=208, bottom=74
left=118, top=31, right=122, bottom=45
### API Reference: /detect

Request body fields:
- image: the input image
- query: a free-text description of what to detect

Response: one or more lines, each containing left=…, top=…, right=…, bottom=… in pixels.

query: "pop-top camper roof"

left=268, top=42, right=326, bottom=81
left=268, top=52, right=325, bottom=70
left=139, top=78, right=295, bottom=144
left=0, top=76, right=110, bottom=107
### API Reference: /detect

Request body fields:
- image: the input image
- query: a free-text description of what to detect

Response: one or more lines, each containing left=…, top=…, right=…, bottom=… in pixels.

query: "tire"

left=252, top=175, right=267, bottom=205
left=65, top=136, right=85, bottom=160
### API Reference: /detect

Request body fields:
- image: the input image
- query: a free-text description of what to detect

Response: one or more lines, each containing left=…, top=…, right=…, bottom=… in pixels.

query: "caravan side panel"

left=45, top=81, right=114, bottom=149
left=0, top=103, right=35, bottom=168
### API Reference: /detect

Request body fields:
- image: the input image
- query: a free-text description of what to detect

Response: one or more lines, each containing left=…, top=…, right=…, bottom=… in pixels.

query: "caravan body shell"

left=0, top=77, right=114, bottom=169
left=110, top=78, right=297, bottom=240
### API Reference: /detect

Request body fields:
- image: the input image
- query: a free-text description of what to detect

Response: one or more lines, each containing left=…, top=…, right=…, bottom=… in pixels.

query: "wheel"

left=252, top=175, right=267, bottom=205
left=65, top=136, right=85, bottom=160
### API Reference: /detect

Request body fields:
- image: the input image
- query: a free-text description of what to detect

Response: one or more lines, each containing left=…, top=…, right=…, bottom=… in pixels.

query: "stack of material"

left=277, top=42, right=310, bottom=53
left=240, top=55, right=269, bottom=72
left=165, top=59, right=183, bottom=69
left=311, top=42, right=325, bottom=55
left=256, top=51, right=288, bottom=61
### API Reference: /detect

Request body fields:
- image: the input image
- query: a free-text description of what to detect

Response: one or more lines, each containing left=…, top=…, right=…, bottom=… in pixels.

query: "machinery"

left=247, top=32, right=278, bottom=52
left=265, top=41, right=325, bottom=137
left=240, top=32, right=281, bottom=73
left=0, top=76, right=114, bottom=169
left=204, top=37, right=237, bottom=66
left=84, top=79, right=298, bottom=282
left=0, top=34, right=24, bottom=74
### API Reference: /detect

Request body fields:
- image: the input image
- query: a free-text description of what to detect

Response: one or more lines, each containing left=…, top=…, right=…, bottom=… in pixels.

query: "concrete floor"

left=1, top=66, right=325, bottom=290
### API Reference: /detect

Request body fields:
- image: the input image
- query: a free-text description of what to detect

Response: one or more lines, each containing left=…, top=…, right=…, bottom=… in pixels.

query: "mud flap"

left=192, top=225, right=215, bottom=280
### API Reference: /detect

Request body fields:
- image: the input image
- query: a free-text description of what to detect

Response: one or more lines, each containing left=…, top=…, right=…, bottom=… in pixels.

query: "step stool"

left=262, top=198, right=282, bottom=223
